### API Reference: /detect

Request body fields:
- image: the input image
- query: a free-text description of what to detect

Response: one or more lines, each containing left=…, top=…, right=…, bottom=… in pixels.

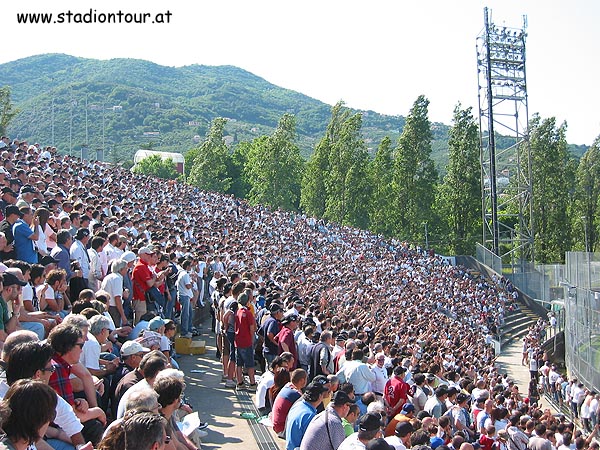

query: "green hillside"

left=0, top=54, right=585, bottom=168
left=0, top=54, right=410, bottom=161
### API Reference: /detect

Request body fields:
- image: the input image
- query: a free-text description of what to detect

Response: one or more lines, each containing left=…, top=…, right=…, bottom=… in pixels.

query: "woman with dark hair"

left=32, top=207, right=55, bottom=257
left=0, top=379, right=57, bottom=450
left=269, top=367, right=291, bottom=409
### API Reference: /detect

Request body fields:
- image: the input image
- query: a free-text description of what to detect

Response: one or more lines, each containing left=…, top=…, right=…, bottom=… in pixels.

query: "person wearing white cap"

left=110, top=340, right=151, bottom=407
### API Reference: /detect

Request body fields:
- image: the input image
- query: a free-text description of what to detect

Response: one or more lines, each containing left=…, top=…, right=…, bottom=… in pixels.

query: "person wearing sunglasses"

left=2, top=339, right=93, bottom=450
left=48, top=323, right=106, bottom=446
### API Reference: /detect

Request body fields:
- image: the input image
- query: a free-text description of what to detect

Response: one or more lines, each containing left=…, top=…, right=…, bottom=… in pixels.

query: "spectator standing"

left=309, top=331, right=334, bottom=380
left=88, top=235, right=106, bottom=291
left=102, top=259, right=129, bottom=328
left=70, top=228, right=91, bottom=288
left=384, top=366, right=410, bottom=419
left=261, top=303, right=283, bottom=366
left=371, top=352, right=389, bottom=397
left=337, top=348, right=376, bottom=398
left=176, top=259, right=194, bottom=338
left=12, top=206, right=39, bottom=263
left=276, top=314, right=299, bottom=370
left=0, top=204, right=20, bottom=261
left=235, top=292, right=257, bottom=389
left=132, top=247, right=157, bottom=325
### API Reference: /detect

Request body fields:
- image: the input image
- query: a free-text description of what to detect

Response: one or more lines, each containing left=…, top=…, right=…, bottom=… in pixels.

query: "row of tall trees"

left=184, top=97, right=483, bottom=256
left=144, top=97, right=600, bottom=262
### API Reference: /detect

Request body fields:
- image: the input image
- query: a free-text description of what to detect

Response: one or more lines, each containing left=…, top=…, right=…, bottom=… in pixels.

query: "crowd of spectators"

left=0, top=136, right=597, bottom=450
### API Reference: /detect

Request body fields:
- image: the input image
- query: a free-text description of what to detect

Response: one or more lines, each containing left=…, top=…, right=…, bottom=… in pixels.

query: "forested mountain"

left=0, top=54, right=410, bottom=163
left=0, top=54, right=586, bottom=167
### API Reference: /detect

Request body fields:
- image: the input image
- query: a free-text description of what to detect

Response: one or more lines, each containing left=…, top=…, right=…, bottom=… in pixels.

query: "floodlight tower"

left=476, top=7, right=533, bottom=270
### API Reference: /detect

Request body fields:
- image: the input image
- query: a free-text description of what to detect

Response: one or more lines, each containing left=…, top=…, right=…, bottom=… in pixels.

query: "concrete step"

left=500, top=304, right=540, bottom=348
left=503, top=314, right=534, bottom=330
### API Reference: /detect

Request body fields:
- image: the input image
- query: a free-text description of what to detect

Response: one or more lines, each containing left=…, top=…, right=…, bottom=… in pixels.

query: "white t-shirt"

left=80, top=333, right=101, bottom=370
left=35, top=224, right=48, bottom=255
left=385, top=436, right=407, bottom=450
left=36, top=284, right=55, bottom=310
left=338, top=433, right=366, bottom=450
left=160, top=335, right=170, bottom=352
left=177, top=270, right=193, bottom=297
left=22, top=283, right=34, bottom=303
left=101, top=272, right=124, bottom=307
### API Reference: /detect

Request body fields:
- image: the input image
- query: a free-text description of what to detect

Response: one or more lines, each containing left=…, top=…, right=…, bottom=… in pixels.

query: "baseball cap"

left=121, top=341, right=151, bottom=357
left=5, top=205, right=22, bottom=217
left=75, top=228, right=90, bottom=240
left=304, top=382, right=328, bottom=400
left=20, top=185, right=36, bottom=194
left=148, top=317, right=166, bottom=331
left=457, top=393, right=470, bottom=404
left=121, top=251, right=136, bottom=263
left=40, top=255, right=59, bottom=266
left=395, top=421, right=415, bottom=437
left=332, top=390, right=356, bottom=406
left=401, top=403, right=415, bottom=414
left=138, top=246, right=154, bottom=255
left=1, top=272, right=27, bottom=287
left=269, top=303, right=283, bottom=313
left=281, top=314, right=299, bottom=325
left=312, top=375, right=329, bottom=386
left=435, top=385, right=449, bottom=397
left=358, top=412, right=385, bottom=432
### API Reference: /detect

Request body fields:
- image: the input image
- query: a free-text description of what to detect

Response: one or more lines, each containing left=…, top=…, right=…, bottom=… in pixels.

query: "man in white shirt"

left=336, top=348, right=376, bottom=396
left=70, top=228, right=91, bottom=286
left=81, top=315, right=119, bottom=381
left=101, top=259, right=129, bottom=328
left=385, top=421, right=414, bottom=450
left=370, top=352, right=389, bottom=396
left=176, top=259, right=194, bottom=338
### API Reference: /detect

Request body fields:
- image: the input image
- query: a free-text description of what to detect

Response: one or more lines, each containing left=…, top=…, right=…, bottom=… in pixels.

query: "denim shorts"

left=236, top=346, right=255, bottom=369
left=227, top=331, right=236, bottom=360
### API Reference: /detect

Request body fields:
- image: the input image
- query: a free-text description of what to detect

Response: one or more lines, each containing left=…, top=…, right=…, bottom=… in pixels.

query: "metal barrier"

left=476, top=243, right=502, bottom=274
left=563, top=252, right=600, bottom=392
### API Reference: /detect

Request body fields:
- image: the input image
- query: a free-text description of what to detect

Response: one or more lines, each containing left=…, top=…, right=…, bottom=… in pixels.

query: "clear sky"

left=3, top=0, right=599, bottom=145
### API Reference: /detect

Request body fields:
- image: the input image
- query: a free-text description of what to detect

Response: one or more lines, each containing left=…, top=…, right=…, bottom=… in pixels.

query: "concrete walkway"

left=177, top=327, right=285, bottom=450
left=180, top=325, right=558, bottom=449
left=495, top=339, right=558, bottom=414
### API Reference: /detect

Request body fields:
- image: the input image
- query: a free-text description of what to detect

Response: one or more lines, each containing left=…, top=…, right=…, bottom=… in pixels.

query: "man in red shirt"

left=384, top=365, right=409, bottom=419
left=276, top=314, right=299, bottom=369
left=131, top=247, right=156, bottom=325
left=234, top=292, right=256, bottom=388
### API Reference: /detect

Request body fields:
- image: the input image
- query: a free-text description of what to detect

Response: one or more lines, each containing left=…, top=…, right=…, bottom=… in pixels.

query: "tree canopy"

left=132, top=154, right=179, bottom=180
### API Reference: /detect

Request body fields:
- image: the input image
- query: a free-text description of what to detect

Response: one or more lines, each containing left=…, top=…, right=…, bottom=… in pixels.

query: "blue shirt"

left=285, top=399, right=317, bottom=450
left=50, top=244, right=73, bottom=279
left=12, top=219, right=37, bottom=263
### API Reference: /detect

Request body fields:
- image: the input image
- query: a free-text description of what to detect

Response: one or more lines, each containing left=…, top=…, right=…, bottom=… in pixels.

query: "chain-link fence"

left=564, top=252, right=600, bottom=391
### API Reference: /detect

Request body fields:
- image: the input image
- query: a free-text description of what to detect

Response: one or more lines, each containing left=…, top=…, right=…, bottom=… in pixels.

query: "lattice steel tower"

left=476, top=7, right=533, bottom=269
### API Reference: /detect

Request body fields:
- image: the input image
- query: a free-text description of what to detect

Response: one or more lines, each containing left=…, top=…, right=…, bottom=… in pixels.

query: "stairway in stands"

left=500, top=304, right=540, bottom=348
